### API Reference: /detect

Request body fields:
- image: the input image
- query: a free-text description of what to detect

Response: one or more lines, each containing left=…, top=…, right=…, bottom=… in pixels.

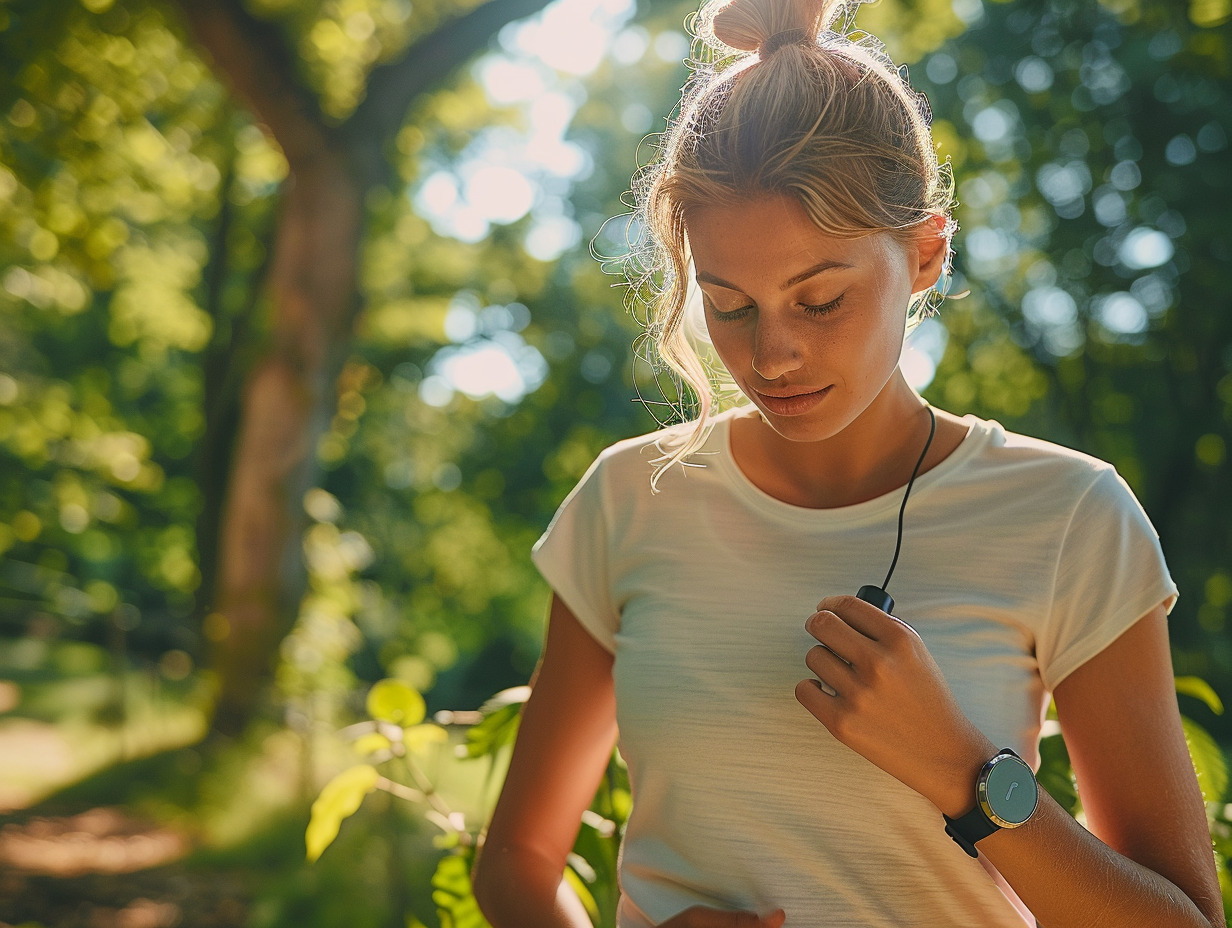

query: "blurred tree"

left=0, top=0, right=698, bottom=743
left=0, top=0, right=244, bottom=675
left=169, top=0, right=560, bottom=733
left=0, top=0, right=682, bottom=746
left=1, top=0, right=1228, bottom=756
left=911, top=0, right=1232, bottom=722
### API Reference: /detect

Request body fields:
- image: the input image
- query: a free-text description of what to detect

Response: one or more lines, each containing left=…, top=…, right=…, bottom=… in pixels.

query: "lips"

left=752, top=385, right=831, bottom=416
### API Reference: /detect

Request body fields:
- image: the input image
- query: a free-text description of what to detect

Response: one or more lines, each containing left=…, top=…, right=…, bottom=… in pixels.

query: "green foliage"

left=308, top=679, right=630, bottom=927
left=569, top=754, right=630, bottom=928
left=0, top=0, right=214, bottom=644
left=2, top=0, right=1230, bottom=920
left=306, top=764, right=380, bottom=862
left=912, top=0, right=1232, bottom=709
left=1036, top=730, right=1079, bottom=816
left=324, top=674, right=1227, bottom=927
left=367, top=679, right=427, bottom=726
left=459, top=687, right=525, bottom=759
left=1185, top=716, right=1230, bottom=805
left=1179, top=675, right=1227, bottom=716
left=432, top=850, right=489, bottom=928
left=277, top=488, right=371, bottom=737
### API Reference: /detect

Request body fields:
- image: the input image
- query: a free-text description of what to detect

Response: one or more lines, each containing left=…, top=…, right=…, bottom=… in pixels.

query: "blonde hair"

left=616, top=0, right=957, bottom=488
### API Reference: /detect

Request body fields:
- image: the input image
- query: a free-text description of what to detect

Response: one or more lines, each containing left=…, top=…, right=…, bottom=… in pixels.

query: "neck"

left=734, top=372, right=936, bottom=509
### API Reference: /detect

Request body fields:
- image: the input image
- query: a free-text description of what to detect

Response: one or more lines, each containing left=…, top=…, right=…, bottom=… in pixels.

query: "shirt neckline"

left=708, top=407, right=995, bottom=527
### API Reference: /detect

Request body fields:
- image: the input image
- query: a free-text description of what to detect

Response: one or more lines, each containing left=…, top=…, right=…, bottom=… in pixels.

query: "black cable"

left=881, top=404, right=937, bottom=592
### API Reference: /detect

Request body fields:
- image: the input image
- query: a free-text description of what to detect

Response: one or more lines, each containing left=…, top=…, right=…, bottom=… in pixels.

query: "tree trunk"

left=172, top=0, right=556, bottom=735
left=211, top=152, right=364, bottom=734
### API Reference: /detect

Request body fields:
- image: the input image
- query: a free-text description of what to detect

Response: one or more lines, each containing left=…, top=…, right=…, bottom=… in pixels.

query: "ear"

left=908, top=213, right=950, bottom=294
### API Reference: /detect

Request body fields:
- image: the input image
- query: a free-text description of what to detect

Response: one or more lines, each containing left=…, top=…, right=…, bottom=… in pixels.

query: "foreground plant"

left=306, top=678, right=629, bottom=928
left=309, top=676, right=1227, bottom=927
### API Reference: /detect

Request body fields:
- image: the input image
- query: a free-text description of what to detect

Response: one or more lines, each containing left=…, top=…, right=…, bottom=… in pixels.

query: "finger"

left=817, top=595, right=918, bottom=641
left=763, top=910, right=787, bottom=928
left=815, top=595, right=887, bottom=641
left=795, top=677, right=836, bottom=722
left=804, top=610, right=871, bottom=661
left=804, top=643, right=855, bottom=688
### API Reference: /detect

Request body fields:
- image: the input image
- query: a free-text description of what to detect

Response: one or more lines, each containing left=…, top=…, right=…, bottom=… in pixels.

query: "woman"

left=471, top=0, right=1226, bottom=925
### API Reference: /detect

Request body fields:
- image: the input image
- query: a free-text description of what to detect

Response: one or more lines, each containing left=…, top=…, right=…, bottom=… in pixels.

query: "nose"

left=751, top=315, right=804, bottom=382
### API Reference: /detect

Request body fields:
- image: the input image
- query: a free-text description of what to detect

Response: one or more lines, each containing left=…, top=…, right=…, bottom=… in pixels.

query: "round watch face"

left=978, top=754, right=1038, bottom=828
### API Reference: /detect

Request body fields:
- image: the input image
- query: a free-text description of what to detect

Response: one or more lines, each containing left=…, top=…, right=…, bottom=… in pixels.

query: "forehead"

left=685, top=194, right=897, bottom=283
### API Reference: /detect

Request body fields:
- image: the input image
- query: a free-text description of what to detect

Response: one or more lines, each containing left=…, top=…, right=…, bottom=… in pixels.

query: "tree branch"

left=346, top=0, right=555, bottom=180
left=172, top=0, right=336, bottom=170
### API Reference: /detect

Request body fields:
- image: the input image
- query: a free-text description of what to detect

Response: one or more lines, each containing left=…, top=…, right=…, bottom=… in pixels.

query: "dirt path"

left=0, top=807, right=251, bottom=928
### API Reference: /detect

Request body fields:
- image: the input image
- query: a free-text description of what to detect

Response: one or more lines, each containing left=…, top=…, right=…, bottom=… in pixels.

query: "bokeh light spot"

left=1119, top=228, right=1174, bottom=270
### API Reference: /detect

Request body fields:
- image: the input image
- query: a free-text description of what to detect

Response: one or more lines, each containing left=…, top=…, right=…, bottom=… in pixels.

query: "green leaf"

left=1176, top=676, right=1225, bottom=716
left=478, top=685, right=531, bottom=715
left=1211, top=827, right=1232, bottom=860
left=405, top=723, right=449, bottom=750
left=353, top=732, right=393, bottom=756
left=610, top=786, right=632, bottom=825
left=305, top=764, right=379, bottom=862
left=367, top=679, right=426, bottom=726
left=432, top=851, right=491, bottom=928
left=1037, top=732, right=1080, bottom=816
left=1218, top=861, right=1232, bottom=927
left=1182, top=715, right=1229, bottom=804
left=564, top=862, right=600, bottom=922
left=432, top=830, right=461, bottom=850
left=461, top=701, right=523, bottom=759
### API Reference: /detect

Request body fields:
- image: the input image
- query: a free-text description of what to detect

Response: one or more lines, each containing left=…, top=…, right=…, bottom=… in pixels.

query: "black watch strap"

left=943, top=804, right=999, bottom=858
left=943, top=747, right=1036, bottom=858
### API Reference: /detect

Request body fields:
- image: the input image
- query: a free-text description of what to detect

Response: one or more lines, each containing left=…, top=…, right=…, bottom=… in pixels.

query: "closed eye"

left=703, top=292, right=846, bottom=321
left=802, top=293, right=845, bottom=316
left=703, top=296, right=752, bottom=321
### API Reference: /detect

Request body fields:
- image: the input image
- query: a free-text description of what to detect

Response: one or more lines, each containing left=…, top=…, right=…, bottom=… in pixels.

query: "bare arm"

left=799, top=596, right=1224, bottom=927
left=946, top=604, right=1225, bottom=927
left=472, top=593, right=619, bottom=928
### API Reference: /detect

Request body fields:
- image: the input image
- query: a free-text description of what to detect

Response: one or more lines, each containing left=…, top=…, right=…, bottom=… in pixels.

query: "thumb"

left=761, top=910, right=787, bottom=928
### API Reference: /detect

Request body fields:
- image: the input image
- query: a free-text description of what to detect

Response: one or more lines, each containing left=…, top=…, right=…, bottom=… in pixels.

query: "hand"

left=658, top=907, right=786, bottom=928
left=794, top=595, right=997, bottom=812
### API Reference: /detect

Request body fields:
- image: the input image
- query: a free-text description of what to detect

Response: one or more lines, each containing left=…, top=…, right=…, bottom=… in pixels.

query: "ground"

left=0, top=805, right=250, bottom=928
left=0, top=651, right=502, bottom=928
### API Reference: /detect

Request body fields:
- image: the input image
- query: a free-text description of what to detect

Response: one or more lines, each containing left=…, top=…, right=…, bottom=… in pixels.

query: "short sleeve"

left=531, top=453, right=620, bottom=653
left=1038, top=467, right=1179, bottom=692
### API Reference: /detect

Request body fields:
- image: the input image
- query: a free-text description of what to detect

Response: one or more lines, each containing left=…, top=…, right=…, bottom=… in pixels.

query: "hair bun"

left=704, top=0, right=844, bottom=55
left=759, top=27, right=811, bottom=57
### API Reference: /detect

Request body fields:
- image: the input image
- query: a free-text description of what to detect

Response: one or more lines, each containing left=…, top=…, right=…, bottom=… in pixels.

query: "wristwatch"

left=942, top=747, right=1039, bottom=858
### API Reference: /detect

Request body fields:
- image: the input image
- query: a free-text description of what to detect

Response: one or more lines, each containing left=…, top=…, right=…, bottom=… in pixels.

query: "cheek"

left=704, top=320, right=750, bottom=370
left=814, top=311, right=907, bottom=394
left=861, top=280, right=912, bottom=357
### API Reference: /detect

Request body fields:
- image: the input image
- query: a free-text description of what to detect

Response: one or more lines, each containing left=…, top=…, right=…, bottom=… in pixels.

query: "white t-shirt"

left=531, top=408, right=1178, bottom=928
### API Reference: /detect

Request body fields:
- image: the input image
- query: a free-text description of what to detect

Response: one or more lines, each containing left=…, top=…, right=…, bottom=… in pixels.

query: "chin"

left=737, top=383, right=841, bottom=439
left=752, top=407, right=849, bottom=444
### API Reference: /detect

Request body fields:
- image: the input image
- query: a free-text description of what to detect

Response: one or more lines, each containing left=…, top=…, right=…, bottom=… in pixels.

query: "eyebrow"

left=695, top=260, right=853, bottom=293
